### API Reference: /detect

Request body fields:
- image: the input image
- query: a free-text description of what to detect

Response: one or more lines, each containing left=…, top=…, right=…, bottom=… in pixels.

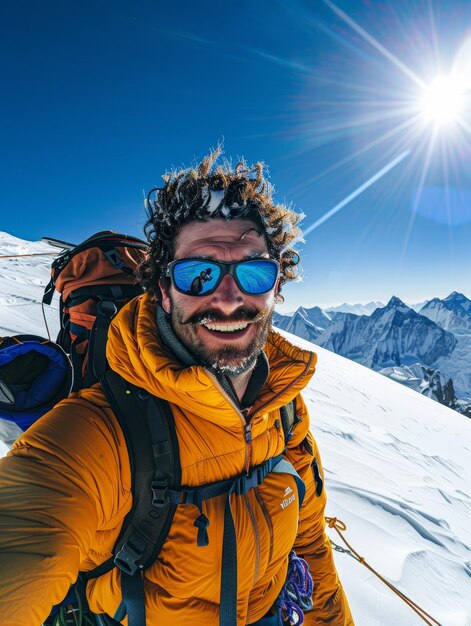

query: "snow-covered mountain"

left=408, top=299, right=430, bottom=313
left=1, top=232, right=471, bottom=624
left=275, top=295, right=471, bottom=414
left=327, top=300, right=384, bottom=316
left=316, top=296, right=457, bottom=370
left=273, top=305, right=331, bottom=342
left=419, top=292, right=471, bottom=334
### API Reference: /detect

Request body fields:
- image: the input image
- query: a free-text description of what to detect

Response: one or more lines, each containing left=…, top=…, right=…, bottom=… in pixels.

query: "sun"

left=419, top=74, right=465, bottom=127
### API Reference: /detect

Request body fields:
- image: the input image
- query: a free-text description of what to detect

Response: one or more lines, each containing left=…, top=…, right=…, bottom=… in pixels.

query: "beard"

left=169, top=301, right=274, bottom=376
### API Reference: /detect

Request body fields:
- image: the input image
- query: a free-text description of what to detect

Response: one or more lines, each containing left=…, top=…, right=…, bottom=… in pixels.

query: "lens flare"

left=419, top=75, right=464, bottom=126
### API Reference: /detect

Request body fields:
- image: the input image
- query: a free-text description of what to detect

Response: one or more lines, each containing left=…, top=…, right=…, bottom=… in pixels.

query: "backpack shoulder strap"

left=89, top=370, right=181, bottom=625
left=98, top=369, right=181, bottom=576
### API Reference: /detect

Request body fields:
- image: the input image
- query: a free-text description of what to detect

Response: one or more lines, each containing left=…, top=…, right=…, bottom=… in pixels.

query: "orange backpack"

left=42, top=231, right=149, bottom=389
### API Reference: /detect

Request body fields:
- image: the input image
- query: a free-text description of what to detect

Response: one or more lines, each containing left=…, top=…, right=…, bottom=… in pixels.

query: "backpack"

left=0, top=231, right=304, bottom=626
left=42, top=231, right=148, bottom=390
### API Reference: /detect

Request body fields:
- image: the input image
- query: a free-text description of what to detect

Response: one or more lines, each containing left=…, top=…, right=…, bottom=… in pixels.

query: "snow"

left=0, top=232, right=60, bottom=336
left=206, top=189, right=226, bottom=214
left=327, top=300, right=385, bottom=316
left=1, top=232, right=470, bottom=625
left=280, top=333, right=471, bottom=625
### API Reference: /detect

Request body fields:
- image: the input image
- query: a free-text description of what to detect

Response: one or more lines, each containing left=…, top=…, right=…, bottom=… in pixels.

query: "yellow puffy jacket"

left=0, top=294, right=353, bottom=625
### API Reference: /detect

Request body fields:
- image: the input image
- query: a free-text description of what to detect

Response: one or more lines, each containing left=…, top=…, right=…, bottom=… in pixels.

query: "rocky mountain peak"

left=386, top=295, right=409, bottom=311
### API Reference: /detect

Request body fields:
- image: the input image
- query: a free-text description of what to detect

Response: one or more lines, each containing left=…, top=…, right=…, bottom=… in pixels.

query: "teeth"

left=204, top=322, right=249, bottom=332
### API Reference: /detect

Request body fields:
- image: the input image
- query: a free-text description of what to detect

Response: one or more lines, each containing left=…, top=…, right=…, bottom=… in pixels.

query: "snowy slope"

left=1, top=233, right=470, bottom=624
left=282, top=333, right=471, bottom=626
left=0, top=231, right=60, bottom=337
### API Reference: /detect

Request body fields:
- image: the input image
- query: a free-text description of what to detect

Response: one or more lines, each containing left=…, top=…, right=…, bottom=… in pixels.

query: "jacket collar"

left=106, top=294, right=317, bottom=417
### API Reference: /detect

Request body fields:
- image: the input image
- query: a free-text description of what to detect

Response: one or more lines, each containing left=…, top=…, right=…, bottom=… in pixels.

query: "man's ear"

left=159, top=280, right=172, bottom=314
left=274, top=277, right=281, bottom=298
left=274, top=278, right=284, bottom=305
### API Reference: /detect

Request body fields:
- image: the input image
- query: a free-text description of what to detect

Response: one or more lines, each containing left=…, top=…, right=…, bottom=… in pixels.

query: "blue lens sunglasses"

left=166, top=257, right=280, bottom=297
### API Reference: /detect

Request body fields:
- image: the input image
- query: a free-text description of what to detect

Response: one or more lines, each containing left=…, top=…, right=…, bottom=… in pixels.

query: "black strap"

left=220, top=494, right=237, bottom=626
left=100, top=370, right=181, bottom=576
left=120, top=571, right=146, bottom=626
left=171, top=455, right=283, bottom=508
left=66, top=284, right=142, bottom=309
left=70, top=336, right=85, bottom=392
left=86, top=300, right=117, bottom=386
left=43, top=274, right=57, bottom=306
left=94, top=614, right=123, bottom=626
left=99, top=371, right=182, bottom=626
left=280, top=398, right=299, bottom=444
left=219, top=456, right=282, bottom=626
left=218, top=456, right=305, bottom=626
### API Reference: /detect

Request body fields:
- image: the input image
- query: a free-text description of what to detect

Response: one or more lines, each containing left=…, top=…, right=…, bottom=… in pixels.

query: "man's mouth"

left=203, top=322, right=249, bottom=333
left=185, top=308, right=267, bottom=328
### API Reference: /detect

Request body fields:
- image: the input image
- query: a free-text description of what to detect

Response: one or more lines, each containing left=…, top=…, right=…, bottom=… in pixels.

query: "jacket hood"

left=106, top=293, right=317, bottom=417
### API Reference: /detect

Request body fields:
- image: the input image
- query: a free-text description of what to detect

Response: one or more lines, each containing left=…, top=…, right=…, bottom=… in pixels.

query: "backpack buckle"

left=234, top=465, right=266, bottom=496
left=151, top=480, right=169, bottom=508
left=114, top=534, right=147, bottom=575
left=97, top=300, right=118, bottom=319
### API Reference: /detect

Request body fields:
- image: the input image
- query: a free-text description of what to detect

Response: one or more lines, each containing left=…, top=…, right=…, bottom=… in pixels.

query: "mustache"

left=183, top=307, right=268, bottom=326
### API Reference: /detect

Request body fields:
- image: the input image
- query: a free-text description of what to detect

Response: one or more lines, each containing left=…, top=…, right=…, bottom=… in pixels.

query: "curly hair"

left=137, top=147, right=303, bottom=299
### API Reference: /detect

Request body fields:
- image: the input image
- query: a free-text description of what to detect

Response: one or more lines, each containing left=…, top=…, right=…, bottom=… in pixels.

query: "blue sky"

left=1, top=0, right=470, bottom=310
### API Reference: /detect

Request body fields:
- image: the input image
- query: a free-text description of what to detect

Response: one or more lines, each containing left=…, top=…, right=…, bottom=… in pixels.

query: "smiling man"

left=0, top=149, right=353, bottom=625
left=161, top=219, right=278, bottom=396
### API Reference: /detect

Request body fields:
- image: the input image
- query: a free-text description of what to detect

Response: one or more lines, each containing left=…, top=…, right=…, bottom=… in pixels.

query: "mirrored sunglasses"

left=166, top=257, right=279, bottom=297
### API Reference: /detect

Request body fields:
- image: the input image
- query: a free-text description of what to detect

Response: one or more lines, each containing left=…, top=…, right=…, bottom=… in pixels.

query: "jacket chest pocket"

left=253, top=472, right=301, bottom=572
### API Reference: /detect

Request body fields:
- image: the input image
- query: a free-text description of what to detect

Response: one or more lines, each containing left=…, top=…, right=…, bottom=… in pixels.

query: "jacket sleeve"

left=283, top=394, right=354, bottom=625
left=0, top=394, right=130, bottom=626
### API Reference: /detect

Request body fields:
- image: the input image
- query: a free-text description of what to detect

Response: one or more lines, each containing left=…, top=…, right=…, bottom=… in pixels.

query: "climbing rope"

left=50, top=586, right=96, bottom=626
left=0, top=253, right=57, bottom=259
left=275, top=550, right=313, bottom=625
left=325, top=517, right=443, bottom=626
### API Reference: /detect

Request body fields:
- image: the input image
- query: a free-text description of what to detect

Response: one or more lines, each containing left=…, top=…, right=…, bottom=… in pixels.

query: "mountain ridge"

left=275, top=292, right=471, bottom=416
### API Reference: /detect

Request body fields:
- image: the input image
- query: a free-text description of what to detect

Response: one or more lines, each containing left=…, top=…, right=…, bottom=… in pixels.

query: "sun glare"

left=298, top=2, right=471, bottom=242
left=419, top=75, right=464, bottom=126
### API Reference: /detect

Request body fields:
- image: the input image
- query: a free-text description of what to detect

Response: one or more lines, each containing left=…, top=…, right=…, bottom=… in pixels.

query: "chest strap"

left=219, top=456, right=305, bottom=626
left=117, top=455, right=304, bottom=626
left=165, top=454, right=305, bottom=626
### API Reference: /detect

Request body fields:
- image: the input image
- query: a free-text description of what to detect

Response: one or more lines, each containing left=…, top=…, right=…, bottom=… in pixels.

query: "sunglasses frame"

left=166, top=257, right=280, bottom=297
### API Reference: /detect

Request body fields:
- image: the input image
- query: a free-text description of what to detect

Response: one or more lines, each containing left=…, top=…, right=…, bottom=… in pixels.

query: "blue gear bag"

left=0, top=334, right=73, bottom=446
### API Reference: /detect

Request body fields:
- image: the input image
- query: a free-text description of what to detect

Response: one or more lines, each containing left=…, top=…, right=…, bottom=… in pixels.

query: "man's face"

left=160, top=219, right=279, bottom=376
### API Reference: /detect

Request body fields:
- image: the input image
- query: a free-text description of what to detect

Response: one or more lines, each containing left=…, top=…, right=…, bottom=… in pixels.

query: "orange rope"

left=325, top=517, right=443, bottom=626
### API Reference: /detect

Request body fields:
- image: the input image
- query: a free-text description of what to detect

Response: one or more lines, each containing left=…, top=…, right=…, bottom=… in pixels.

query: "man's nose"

left=209, top=274, right=244, bottom=310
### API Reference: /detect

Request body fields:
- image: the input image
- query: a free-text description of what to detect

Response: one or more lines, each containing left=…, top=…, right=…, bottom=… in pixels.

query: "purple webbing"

left=276, top=551, right=313, bottom=625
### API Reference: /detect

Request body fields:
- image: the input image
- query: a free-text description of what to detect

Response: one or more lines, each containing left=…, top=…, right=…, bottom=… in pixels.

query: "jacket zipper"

left=206, top=370, right=252, bottom=474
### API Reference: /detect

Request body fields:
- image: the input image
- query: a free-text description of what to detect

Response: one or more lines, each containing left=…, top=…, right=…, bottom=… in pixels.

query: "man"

left=190, top=266, right=213, bottom=294
left=0, top=149, right=353, bottom=625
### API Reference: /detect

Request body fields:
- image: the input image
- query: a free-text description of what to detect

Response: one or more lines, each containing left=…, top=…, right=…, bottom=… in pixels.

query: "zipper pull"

left=245, top=422, right=252, bottom=444
left=244, top=422, right=253, bottom=474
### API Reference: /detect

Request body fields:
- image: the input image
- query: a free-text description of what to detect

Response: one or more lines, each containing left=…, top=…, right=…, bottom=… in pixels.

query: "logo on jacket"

left=280, top=486, right=296, bottom=509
